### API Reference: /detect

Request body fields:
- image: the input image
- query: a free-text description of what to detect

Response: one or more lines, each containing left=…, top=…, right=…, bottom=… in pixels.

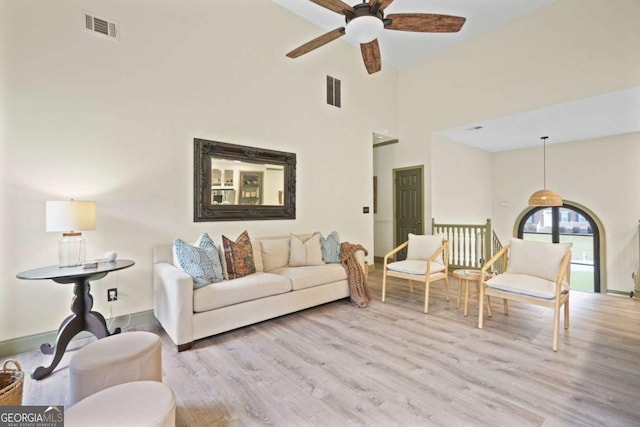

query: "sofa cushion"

left=486, top=273, right=567, bottom=300
left=172, top=233, right=224, bottom=289
left=320, top=231, right=341, bottom=264
left=289, top=232, right=324, bottom=267
left=273, top=264, right=347, bottom=291
left=193, top=272, right=292, bottom=312
left=506, top=238, right=572, bottom=281
left=260, top=238, right=290, bottom=271
left=222, top=230, right=256, bottom=279
left=406, top=234, right=444, bottom=260
left=386, top=260, right=445, bottom=276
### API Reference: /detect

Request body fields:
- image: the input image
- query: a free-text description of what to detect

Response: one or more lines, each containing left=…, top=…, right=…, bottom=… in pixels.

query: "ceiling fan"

left=286, top=0, right=466, bottom=74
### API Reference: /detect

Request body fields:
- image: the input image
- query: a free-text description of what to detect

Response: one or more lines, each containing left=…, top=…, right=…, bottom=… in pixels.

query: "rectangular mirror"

left=194, top=138, right=296, bottom=221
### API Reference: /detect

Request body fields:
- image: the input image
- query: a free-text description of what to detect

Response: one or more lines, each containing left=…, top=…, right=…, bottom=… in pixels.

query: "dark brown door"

left=394, top=166, right=424, bottom=260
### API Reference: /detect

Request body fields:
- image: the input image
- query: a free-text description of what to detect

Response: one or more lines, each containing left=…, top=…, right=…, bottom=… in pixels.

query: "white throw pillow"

left=260, top=238, right=291, bottom=271
left=289, top=232, right=324, bottom=267
left=406, top=233, right=444, bottom=260
left=506, top=238, right=572, bottom=282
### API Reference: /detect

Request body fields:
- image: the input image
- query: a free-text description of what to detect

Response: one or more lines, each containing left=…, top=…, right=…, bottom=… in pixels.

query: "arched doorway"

left=515, top=202, right=604, bottom=293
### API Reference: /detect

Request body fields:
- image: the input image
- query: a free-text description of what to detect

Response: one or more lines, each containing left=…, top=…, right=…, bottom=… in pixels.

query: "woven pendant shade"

left=528, top=189, right=563, bottom=206
left=528, top=136, right=563, bottom=207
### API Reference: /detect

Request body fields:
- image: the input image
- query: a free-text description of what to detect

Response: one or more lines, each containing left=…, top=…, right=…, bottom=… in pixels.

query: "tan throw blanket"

left=340, top=242, right=371, bottom=308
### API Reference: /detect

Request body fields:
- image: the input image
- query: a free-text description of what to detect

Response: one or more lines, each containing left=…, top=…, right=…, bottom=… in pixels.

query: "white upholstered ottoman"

left=66, top=381, right=176, bottom=427
left=69, top=331, right=162, bottom=405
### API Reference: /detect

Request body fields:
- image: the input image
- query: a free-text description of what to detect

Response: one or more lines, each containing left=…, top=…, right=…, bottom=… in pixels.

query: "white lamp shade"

left=46, top=200, right=96, bottom=232
left=346, top=16, right=384, bottom=44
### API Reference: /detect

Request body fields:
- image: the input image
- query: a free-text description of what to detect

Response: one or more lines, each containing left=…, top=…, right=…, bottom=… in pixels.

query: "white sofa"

left=153, top=234, right=365, bottom=351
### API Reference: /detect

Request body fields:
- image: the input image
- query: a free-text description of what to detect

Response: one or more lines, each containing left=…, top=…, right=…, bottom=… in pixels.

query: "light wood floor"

left=8, top=266, right=640, bottom=426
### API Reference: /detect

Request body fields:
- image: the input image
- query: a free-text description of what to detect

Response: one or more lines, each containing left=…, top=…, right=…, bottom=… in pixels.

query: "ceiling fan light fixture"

left=345, top=15, right=383, bottom=44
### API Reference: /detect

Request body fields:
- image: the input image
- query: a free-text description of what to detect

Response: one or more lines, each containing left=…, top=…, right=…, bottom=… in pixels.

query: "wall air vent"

left=327, top=75, right=341, bottom=108
left=83, top=11, right=119, bottom=41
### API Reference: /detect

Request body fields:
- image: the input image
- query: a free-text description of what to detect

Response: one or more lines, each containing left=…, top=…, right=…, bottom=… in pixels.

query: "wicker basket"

left=0, top=359, right=24, bottom=406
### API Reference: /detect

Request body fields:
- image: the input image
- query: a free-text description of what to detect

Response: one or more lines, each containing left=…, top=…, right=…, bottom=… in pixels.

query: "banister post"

left=484, top=218, right=492, bottom=267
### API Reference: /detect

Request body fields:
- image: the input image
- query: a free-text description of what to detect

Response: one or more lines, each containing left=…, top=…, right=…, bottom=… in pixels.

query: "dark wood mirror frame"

left=194, top=138, right=296, bottom=222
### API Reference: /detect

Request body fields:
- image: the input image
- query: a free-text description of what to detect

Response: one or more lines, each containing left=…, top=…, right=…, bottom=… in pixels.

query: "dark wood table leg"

left=32, top=314, right=85, bottom=380
left=32, top=274, right=113, bottom=379
left=40, top=313, right=74, bottom=355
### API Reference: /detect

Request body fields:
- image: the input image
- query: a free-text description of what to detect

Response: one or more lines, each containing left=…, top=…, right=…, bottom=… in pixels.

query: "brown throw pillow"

left=222, top=230, right=256, bottom=279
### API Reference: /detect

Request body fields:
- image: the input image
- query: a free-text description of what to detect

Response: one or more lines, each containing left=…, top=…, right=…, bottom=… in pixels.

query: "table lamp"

left=46, top=200, right=96, bottom=267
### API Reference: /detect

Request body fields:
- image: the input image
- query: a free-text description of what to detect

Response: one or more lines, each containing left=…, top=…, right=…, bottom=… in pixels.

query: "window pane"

left=560, top=234, right=594, bottom=266
left=558, top=207, right=592, bottom=235
left=522, top=208, right=552, bottom=242
left=570, top=264, right=594, bottom=293
left=522, top=233, right=553, bottom=243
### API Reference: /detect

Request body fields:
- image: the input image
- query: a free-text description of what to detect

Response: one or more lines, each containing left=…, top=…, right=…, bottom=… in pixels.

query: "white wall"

left=373, top=135, right=492, bottom=257
left=374, top=0, right=640, bottom=278
left=431, top=135, right=493, bottom=224
left=372, top=139, right=432, bottom=256
left=493, top=133, right=640, bottom=292
left=0, top=0, right=398, bottom=342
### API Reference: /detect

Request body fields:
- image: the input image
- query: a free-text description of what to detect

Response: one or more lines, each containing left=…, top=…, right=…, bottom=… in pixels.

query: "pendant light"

left=528, top=136, right=563, bottom=207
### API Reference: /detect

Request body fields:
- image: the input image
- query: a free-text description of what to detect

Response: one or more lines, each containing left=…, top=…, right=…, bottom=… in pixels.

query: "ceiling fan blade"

left=369, top=0, right=394, bottom=11
left=385, top=13, right=466, bottom=33
left=286, top=27, right=346, bottom=58
left=310, top=0, right=354, bottom=15
left=361, top=39, right=381, bottom=74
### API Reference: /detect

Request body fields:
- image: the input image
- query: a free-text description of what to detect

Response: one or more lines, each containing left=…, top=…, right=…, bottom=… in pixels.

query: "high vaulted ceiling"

left=275, top=1, right=640, bottom=151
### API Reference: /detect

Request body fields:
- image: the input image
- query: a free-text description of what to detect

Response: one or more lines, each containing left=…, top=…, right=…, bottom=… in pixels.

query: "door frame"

left=392, top=165, right=425, bottom=249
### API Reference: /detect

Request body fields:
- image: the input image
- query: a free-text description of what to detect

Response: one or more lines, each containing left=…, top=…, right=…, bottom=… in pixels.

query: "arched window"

left=516, top=203, right=601, bottom=293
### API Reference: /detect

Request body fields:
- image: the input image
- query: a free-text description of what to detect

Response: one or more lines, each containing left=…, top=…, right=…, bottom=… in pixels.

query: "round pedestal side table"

left=17, top=259, right=135, bottom=380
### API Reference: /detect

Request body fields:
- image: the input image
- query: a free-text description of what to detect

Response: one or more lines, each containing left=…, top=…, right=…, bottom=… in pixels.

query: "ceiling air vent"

left=83, top=11, right=119, bottom=41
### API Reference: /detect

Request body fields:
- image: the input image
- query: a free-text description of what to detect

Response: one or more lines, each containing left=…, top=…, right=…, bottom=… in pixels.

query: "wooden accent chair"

left=382, top=234, right=449, bottom=313
left=478, top=238, right=572, bottom=351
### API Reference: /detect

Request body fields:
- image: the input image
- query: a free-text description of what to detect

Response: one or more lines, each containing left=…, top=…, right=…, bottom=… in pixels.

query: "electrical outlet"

left=107, top=288, right=118, bottom=302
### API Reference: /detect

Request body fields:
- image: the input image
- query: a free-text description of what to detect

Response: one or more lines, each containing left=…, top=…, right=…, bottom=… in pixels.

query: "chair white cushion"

left=506, top=238, right=571, bottom=281
left=486, top=273, right=566, bottom=300
left=387, top=260, right=445, bottom=276
left=406, top=234, right=444, bottom=260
